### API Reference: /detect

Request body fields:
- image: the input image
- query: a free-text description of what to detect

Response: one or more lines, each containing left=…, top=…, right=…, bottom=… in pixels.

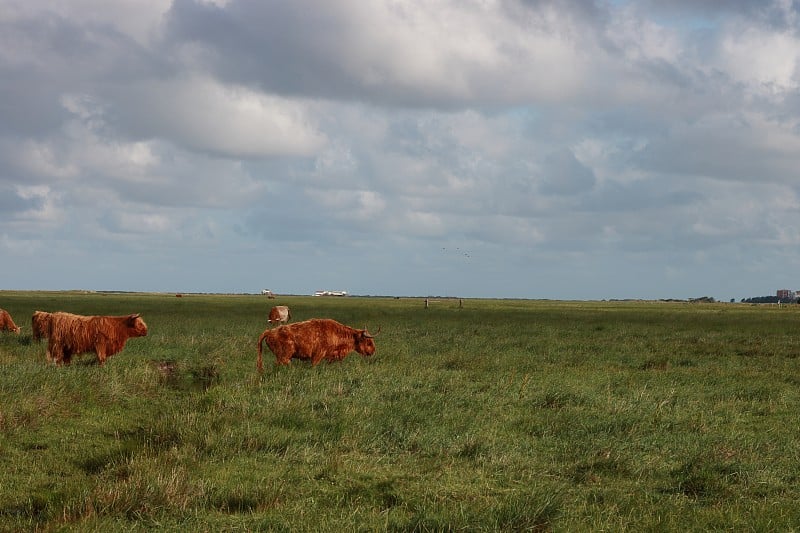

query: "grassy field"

left=1, top=292, right=800, bottom=531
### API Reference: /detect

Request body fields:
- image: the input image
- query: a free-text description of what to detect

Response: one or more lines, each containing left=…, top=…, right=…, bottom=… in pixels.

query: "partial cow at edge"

left=267, top=305, right=291, bottom=325
left=46, top=312, right=148, bottom=366
left=0, top=308, right=20, bottom=334
left=257, top=318, right=379, bottom=371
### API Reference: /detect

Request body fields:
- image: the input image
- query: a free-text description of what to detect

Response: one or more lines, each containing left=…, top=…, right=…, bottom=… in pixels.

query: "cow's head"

left=355, top=326, right=380, bottom=356
left=126, top=314, right=148, bottom=337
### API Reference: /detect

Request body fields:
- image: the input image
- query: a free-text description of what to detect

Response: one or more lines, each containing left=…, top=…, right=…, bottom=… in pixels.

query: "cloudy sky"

left=2, top=0, right=800, bottom=300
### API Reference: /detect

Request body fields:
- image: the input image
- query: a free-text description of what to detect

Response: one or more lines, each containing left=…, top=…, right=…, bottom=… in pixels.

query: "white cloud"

left=115, top=76, right=327, bottom=158
left=346, top=0, right=589, bottom=102
left=162, top=0, right=617, bottom=106
left=305, top=188, right=386, bottom=223
left=398, top=210, right=446, bottom=237
left=718, top=24, right=800, bottom=94
left=608, top=5, right=684, bottom=64
left=8, top=139, right=79, bottom=180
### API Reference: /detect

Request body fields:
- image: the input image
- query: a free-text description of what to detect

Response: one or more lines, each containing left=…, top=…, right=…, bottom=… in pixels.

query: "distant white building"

left=313, top=290, right=348, bottom=297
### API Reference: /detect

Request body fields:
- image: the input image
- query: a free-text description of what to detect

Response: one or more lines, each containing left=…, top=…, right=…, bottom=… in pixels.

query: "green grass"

left=2, top=292, right=800, bottom=530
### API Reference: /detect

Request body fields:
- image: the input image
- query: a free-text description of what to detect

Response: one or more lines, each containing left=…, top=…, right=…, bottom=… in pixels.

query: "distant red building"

left=777, top=289, right=795, bottom=300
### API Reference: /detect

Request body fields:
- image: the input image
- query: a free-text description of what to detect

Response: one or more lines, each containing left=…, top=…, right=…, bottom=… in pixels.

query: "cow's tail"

left=256, top=329, right=269, bottom=372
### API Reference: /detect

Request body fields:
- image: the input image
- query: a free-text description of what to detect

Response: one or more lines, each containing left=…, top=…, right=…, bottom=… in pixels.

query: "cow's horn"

left=364, top=325, right=381, bottom=338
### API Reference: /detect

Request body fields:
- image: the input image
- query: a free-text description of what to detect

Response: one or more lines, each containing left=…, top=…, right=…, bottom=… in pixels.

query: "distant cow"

left=31, top=310, right=53, bottom=342
left=46, top=312, right=148, bottom=366
left=257, top=318, right=379, bottom=371
left=0, top=309, right=20, bottom=334
left=267, top=305, right=291, bottom=325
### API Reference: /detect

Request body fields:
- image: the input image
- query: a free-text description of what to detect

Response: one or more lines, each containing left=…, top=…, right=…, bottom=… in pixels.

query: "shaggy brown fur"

left=31, top=310, right=53, bottom=342
left=47, top=312, right=148, bottom=366
left=267, top=305, right=291, bottom=325
left=257, top=318, right=378, bottom=371
left=0, top=309, right=20, bottom=334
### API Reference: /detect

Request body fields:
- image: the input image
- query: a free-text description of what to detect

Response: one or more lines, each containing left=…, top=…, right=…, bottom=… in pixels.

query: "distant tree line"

left=688, top=296, right=716, bottom=303
left=741, top=295, right=799, bottom=304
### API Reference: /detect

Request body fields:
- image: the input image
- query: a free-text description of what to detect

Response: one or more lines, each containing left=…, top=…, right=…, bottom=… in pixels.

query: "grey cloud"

left=511, top=0, right=609, bottom=34
left=0, top=9, right=163, bottom=87
left=0, top=185, right=42, bottom=214
left=0, top=76, right=69, bottom=137
left=244, top=195, right=365, bottom=250
left=579, top=180, right=702, bottom=213
left=634, top=118, right=800, bottom=184
left=640, top=0, right=798, bottom=24
left=0, top=8, right=163, bottom=150
left=539, top=148, right=596, bottom=195
left=162, top=0, right=362, bottom=100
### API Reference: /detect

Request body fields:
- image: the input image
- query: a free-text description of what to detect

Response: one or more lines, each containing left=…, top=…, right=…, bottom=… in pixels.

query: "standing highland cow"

left=257, top=318, right=379, bottom=371
left=0, top=308, right=20, bottom=334
left=47, top=312, right=148, bottom=366
left=31, top=310, right=53, bottom=342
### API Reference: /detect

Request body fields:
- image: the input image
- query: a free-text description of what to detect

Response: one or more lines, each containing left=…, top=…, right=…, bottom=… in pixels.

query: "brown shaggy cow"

left=267, top=305, right=291, bottom=325
left=31, top=310, right=53, bottom=342
left=0, top=308, right=20, bottom=334
left=257, top=318, right=379, bottom=371
left=47, top=312, right=148, bottom=366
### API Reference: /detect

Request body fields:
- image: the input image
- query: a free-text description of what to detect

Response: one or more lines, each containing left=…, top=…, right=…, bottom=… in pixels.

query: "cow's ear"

left=128, top=313, right=141, bottom=323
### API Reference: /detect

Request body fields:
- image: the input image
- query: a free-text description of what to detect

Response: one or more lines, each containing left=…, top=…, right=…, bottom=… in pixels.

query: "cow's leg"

left=271, top=342, right=293, bottom=365
left=50, top=341, right=67, bottom=366
left=311, top=351, right=326, bottom=366
left=96, top=347, right=107, bottom=366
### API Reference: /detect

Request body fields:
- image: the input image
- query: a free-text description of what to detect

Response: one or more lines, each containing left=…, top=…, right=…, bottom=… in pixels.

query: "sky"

left=2, top=0, right=800, bottom=300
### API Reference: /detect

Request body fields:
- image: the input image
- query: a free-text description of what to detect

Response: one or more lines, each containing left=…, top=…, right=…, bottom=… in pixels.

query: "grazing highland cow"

left=267, top=305, right=291, bottom=325
left=0, top=308, right=20, bottom=334
left=257, top=318, right=379, bottom=371
left=31, top=310, right=53, bottom=342
left=47, top=312, right=148, bottom=366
